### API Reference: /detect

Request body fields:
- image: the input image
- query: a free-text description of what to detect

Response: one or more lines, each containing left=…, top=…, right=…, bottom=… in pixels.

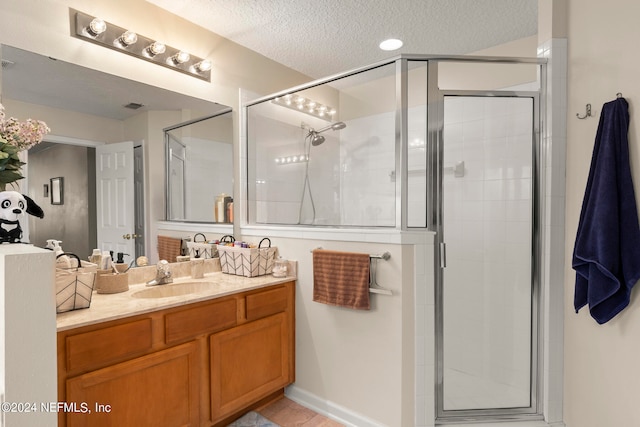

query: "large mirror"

left=1, top=45, right=232, bottom=260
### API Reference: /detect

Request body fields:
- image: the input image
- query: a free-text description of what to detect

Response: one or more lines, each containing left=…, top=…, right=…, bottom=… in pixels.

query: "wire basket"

left=217, top=238, right=277, bottom=277
left=55, top=253, right=97, bottom=313
left=186, top=232, right=218, bottom=259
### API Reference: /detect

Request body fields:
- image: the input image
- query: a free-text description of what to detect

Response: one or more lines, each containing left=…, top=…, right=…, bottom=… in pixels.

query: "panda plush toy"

left=0, top=191, right=44, bottom=244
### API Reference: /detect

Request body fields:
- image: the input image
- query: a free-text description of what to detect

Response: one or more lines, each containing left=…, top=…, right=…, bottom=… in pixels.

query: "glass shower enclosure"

left=244, top=55, right=545, bottom=423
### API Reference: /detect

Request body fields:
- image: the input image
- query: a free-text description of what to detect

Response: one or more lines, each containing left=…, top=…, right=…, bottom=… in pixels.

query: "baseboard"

left=285, top=385, right=387, bottom=427
left=285, top=385, right=565, bottom=427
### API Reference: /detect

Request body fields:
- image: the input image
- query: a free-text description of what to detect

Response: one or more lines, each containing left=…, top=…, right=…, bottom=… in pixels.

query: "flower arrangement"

left=0, top=103, right=50, bottom=190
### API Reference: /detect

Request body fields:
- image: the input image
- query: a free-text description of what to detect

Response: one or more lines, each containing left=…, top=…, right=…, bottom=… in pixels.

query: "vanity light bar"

left=72, top=10, right=211, bottom=82
left=271, top=94, right=336, bottom=121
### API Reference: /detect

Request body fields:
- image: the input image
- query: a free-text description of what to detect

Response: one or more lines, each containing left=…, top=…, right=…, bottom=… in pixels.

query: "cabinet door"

left=210, top=313, right=290, bottom=423
left=66, top=342, right=199, bottom=427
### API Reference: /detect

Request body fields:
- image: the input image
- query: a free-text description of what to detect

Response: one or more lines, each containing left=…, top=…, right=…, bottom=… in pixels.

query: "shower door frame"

left=431, top=86, right=543, bottom=423
left=166, top=134, right=187, bottom=220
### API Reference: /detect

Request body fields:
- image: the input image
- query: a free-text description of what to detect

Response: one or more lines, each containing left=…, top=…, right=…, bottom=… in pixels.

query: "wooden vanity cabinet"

left=57, top=281, right=295, bottom=427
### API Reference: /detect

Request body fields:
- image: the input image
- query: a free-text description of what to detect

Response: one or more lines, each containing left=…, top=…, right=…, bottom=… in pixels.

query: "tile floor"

left=257, top=397, right=344, bottom=427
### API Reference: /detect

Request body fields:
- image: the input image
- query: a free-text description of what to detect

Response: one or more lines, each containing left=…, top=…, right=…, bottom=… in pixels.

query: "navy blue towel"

left=573, top=97, right=640, bottom=324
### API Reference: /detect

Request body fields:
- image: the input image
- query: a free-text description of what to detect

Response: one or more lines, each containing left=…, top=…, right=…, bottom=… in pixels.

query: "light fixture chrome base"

left=72, top=9, right=211, bottom=82
left=271, top=94, right=336, bottom=121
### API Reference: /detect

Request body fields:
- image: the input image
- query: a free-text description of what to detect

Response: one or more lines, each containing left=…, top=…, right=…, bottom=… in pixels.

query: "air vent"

left=124, top=102, right=144, bottom=110
left=1, top=59, right=15, bottom=69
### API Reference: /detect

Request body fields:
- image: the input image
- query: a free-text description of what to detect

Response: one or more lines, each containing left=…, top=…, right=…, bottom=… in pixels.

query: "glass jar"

left=272, top=258, right=289, bottom=277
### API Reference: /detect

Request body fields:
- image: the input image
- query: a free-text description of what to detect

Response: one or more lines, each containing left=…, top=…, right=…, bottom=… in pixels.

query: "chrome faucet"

left=146, top=260, right=173, bottom=286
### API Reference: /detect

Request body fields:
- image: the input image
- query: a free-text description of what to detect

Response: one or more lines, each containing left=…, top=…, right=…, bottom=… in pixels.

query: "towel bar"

left=369, top=253, right=392, bottom=295
left=311, top=248, right=392, bottom=295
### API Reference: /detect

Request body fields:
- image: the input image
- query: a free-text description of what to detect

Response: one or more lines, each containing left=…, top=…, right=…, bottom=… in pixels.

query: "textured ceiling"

left=2, top=2, right=537, bottom=122
left=147, top=0, right=538, bottom=78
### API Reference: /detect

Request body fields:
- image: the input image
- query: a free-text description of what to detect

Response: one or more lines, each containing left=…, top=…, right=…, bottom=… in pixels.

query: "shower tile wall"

left=339, top=105, right=427, bottom=228
left=340, top=113, right=396, bottom=227
left=253, top=118, right=312, bottom=224
left=252, top=112, right=399, bottom=227
left=442, top=95, right=533, bottom=410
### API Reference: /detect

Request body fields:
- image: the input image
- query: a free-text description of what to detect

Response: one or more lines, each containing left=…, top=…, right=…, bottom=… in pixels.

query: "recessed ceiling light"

left=379, top=38, right=403, bottom=51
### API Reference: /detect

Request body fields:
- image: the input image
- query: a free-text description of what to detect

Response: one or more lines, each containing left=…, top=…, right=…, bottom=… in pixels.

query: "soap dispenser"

left=45, top=239, right=61, bottom=252
left=115, top=252, right=130, bottom=273
left=116, top=252, right=128, bottom=264
left=51, top=240, right=73, bottom=268
left=89, top=249, right=102, bottom=266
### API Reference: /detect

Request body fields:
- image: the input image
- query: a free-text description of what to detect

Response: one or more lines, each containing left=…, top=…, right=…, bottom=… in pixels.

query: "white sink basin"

left=131, top=281, right=215, bottom=299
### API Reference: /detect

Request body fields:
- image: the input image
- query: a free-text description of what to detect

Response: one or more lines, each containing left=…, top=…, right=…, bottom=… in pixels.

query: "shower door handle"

left=439, top=242, right=447, bottom=269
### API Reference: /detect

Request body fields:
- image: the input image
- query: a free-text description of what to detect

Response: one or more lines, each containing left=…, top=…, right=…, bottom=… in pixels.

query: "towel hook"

left=576, top=103, right=592, bottom=119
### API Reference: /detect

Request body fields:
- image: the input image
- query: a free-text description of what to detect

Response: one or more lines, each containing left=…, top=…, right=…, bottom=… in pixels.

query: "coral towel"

left=313, top=249, right=370, bottom=310
left=573, top=97, right=640, bottom=324
left=157, top=235, right=182, bottom=263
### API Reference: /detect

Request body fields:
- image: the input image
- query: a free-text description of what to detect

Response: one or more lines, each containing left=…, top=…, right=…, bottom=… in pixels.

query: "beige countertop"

left=56, top=272, right=296, bottom=332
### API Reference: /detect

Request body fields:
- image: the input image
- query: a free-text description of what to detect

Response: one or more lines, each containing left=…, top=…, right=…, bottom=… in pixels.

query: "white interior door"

left=96, top=141, right=135, bottom=257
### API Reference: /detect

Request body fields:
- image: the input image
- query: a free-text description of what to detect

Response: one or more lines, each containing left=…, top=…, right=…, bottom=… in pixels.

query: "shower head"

left=309, top=121, right=346, bottom=146
left=311, top=134, right=325, bottom=146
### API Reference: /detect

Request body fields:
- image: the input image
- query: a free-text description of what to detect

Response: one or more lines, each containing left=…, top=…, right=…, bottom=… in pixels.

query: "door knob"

left=122, top=234, right=131, bottom=240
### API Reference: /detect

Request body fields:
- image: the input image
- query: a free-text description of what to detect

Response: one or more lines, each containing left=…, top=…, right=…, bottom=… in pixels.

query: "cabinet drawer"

left=65, top=318, right=153, bottom=373
left=246, top=286, right=288, bottom=321
left=165, top=298, right=237, bottom=344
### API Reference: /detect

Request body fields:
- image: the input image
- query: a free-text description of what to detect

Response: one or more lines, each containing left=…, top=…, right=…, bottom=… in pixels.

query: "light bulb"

left=88, top=18, right=106, bottom=36
left=172, top=51, right=190, bottom=64
left=119, top=31, right=138, bottom=46
left=194, top=59, right=212, bottom=72
left=147, top=41, right=166, bottom=56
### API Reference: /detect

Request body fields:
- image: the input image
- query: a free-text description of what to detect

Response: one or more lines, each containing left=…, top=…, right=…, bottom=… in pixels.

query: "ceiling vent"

left=124, top=102, right=144, bottom=110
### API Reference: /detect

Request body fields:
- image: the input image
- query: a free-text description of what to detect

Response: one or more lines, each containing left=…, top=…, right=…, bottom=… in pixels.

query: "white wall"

left=240, top=230, right=430, bottom=427
left=564, top=1, right=640, bottom=426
